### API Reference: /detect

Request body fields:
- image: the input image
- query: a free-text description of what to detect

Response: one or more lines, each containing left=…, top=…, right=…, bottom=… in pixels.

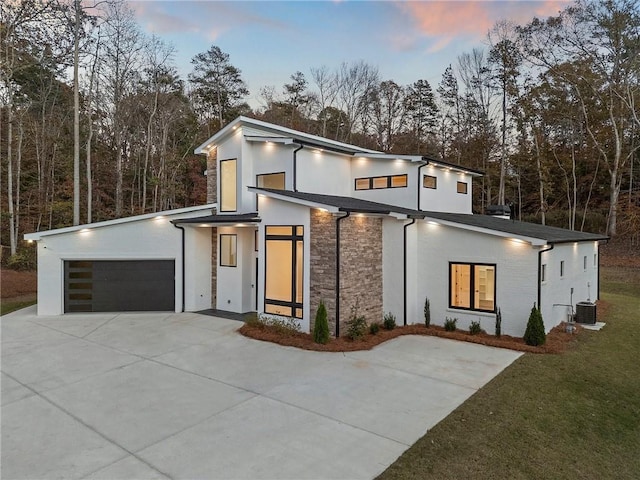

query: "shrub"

left=524, top=304, right=546, bottom=346
left=369, top=322, right=380, bottom=335
left=383, top=312, right=396, bottom=330
left=6, top=250, right=36, bottom=271
left=424, top=297, right=431, bottom=327
left=345, top=300, right=367, bottom=340
left=469, top=320, right=482, bottom=335
left=313, top=300, right=330, bottom=344
left=257, top=314, right=301, bottom=336
left=444, top=317, right=457, bottom=332
left=495, top=308, right=502, bottom=337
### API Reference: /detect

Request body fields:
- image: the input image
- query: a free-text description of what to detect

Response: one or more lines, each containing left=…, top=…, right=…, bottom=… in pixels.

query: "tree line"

left=2, top=0, right=639, bottom=263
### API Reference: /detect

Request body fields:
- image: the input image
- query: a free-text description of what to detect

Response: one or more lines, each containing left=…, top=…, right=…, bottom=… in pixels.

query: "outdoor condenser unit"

left=575, top=301, right=597, bottom=325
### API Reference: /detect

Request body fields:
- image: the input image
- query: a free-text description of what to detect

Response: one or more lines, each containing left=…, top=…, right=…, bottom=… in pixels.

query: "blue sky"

left=130, top=0, right=569, bottom=107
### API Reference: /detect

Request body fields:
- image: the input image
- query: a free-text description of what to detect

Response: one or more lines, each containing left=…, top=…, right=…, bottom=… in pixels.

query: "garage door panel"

left=65, top=260, right=175, bottom=313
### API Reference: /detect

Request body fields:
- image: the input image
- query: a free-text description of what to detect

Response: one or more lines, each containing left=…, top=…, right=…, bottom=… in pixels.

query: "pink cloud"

left=396, top=0, right=569, bottom=52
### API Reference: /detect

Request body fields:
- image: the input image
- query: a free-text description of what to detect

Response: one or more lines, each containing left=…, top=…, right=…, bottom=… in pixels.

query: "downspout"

left=416, top=162, right=428, bottom=211
left=172, top=223, right=186, bottom=312
left=537, top=244, right=554, bottom=309
left=403, top=218, right=416, bottom=326
left=292, top=143, right=303, bottom=192
left=335, top=211, right=350, bottom=337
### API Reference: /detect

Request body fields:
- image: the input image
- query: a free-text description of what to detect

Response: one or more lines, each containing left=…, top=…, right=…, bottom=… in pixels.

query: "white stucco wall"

left=184, top=226, right=212, bottom=312
left=31, top=209, right=213, bottom=315
left=539, top=241, right=600, bottom=329
left=351, top=157, right=417, bottom=209
left=297, top=149, right=352, bottom=196
left=419, top=164, right=473, bottom=214
left=382, top=218, right=405, bottom=322
left=256, top=196, right=311, bottom=332
left=216, top=226, right=255, bottom=313
left=414, top=221, right=538, bottom=337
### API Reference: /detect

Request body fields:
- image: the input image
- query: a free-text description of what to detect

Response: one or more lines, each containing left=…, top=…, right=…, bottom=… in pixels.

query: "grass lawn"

left=1, top=297, right=37, bottom=316
left=378, top=266, right=640, bottom=480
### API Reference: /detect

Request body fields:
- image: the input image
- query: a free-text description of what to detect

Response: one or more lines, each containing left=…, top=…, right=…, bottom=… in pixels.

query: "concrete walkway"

left=1, top=306, right=522, bottom=480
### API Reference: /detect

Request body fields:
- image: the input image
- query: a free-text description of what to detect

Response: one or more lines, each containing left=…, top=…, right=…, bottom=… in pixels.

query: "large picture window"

left=450, top=262, right=496, bottom=312
left=264, top=226, right=304, bottom=318
left=220, top=234, right=237, bottom=267
left=220, top=159, right=237, bottom=211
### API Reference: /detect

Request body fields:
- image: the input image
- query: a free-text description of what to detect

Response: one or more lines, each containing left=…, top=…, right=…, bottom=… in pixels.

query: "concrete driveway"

left=1, top=306, right=521, bottom=480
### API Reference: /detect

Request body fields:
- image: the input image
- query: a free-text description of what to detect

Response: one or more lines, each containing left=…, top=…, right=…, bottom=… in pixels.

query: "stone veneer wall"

left=207, top=151, right=217, bottom=204
left=309, top=209, right=383, bottom=336
left=211, top=227, right=217, bottom=308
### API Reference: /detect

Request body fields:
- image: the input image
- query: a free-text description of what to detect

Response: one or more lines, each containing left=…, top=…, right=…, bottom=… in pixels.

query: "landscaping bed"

left=239, top=316, right=590, bottom=354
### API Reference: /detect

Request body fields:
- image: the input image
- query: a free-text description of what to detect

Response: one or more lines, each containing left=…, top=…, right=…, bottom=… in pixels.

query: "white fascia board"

left=194, top=116, right=382, bottom=156
left=249, top=188, right=340, bottom=213
left=24, top=204, right=217, bottom=241
left=421, top=216, right=546, bottom=246
left=428, top=161, right=483, bottom=177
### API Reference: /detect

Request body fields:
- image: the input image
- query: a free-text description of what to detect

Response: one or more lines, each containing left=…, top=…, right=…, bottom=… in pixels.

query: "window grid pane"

left=423, top=175, right=437, bottom=189
left=220, top=235, right=237, bottom=267
left=372, top=177, right=388, bottom=189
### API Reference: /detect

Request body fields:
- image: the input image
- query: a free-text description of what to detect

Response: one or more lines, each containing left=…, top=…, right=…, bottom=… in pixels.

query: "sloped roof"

left=250, top=188, right=425, bottom=217
left=173, top=213, right=261, bottom=224
left=422, top=211, right=609, bottom=244
left=251, top=188, right=608, bottom=244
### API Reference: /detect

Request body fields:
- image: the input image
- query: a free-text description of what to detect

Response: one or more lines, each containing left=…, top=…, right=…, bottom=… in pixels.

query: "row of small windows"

left=423, top=175, right=468, bottom=194
left=541, top=254, right=597, bottom=281
left=355, top=174, right=407, bottom=190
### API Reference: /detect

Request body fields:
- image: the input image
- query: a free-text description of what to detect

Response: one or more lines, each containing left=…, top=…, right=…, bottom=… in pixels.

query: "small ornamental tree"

left=524, top=304, right=546, bottom=346
left=313, top=300, right=330, bottom=344
left=424, top=297, right=431, bottom=327
left=495, top=308, right=502, bottom=337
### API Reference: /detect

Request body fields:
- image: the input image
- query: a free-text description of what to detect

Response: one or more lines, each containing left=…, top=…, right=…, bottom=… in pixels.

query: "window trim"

left=541, top=263, right=547, bottom=283
left=220, top=234, right=237, bottom=267
left=264, top=225, right=304, bottom=319
left=560, top=260, right=565, bottom=278
left=256, top=171, right=286, bottom=190
left=423, top=175, right=437, bottom=189
left=456, top=181, right=468, bottom=194
left=583, top=255, right=587, bottom=271
left=219, top=158, right=237, bottom=212
left=354, top=174, right=408, bottom=191
left=448, top=262, right=497, bottom=313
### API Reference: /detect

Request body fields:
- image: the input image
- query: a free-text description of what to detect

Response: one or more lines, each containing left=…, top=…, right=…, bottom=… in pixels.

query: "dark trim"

left=417, top=162, right=428, bottom=210
left=335, top=212, right=350, bottom=337
left=219, top=158, right=237, bottom=212
left=456, top=181, right=468, bottom=194
left=403, top=219, right=416, bottom=325
left=172, top=223, right=186, bottom=312
left=263, top=225, right=304, bottom=319
left=537, top=244, right=554, bottom=308
left=354, top=174, right=408, bottom=191
left=293, top=144, right=303, bottom=192
left=448, top=262, right=497, bottom=313
left=173, top=213, right=260, bottom=225
left=256, top=171, right=286, bottom=189
left=423, top=175, right=437, bottom=189
left=219, top=234, right=237, bottom=267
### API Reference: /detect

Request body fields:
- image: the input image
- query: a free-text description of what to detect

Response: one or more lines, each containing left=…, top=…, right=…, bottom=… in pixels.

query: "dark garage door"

left=64, top=260, right=175, bottom=313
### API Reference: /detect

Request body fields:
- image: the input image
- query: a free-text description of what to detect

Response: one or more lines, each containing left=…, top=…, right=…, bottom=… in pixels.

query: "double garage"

left=25, top=205, right=215, bottom=316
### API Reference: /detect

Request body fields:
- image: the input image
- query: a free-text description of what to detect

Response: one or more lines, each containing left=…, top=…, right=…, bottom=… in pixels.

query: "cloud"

left=395, top=0, right=570, bottom=52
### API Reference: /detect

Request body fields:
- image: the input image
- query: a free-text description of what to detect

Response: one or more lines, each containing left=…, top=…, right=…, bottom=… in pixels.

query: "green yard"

left=378, top=266, right=640, bottom=480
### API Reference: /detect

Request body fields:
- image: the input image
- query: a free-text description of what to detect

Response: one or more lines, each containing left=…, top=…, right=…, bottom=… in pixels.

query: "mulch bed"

left=239, top=315, right=593, bottom=354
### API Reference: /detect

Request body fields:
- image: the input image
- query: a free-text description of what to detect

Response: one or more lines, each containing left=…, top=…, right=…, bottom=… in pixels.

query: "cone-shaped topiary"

left=495, top=308, right=502, bottom=337
left=424, top=297, right=431, bottom=327
left=313, top=300, right=330, bottom=344
left=524, top=304, right=546, bottom=346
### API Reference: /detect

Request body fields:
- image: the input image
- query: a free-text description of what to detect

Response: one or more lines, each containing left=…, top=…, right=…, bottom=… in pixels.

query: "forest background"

left=1, top=0, right=639, bottom=269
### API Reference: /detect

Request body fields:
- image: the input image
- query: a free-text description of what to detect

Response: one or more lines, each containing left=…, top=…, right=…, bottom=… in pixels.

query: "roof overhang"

left=421, top=215, right=547, bottom=246
left=172, top=213, right=261, bottom=227
left=244, top=136, right=298, bottom=146
left=24, top=204, right=217, bottom=241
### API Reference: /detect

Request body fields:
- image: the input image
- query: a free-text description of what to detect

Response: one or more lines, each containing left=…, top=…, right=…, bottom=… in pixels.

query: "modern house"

left=25, top=116, right=608, bottom=337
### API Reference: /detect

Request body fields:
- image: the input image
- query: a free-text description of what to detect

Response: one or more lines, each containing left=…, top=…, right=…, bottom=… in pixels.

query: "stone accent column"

left=207, top=151, right=217, bottom=204
left=211, top=227, right=217, bottom=308
left=339, top=216, right=383, bottom=332
left=309, top=209, right=337, bottom=335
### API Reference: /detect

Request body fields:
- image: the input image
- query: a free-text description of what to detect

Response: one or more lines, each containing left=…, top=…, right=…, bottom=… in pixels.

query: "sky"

left=128, top=0, right=571, bottom=108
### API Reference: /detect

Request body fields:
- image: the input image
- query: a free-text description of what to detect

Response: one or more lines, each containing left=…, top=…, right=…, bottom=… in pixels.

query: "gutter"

left=335, top=211, right=350, bottom=337
left=416, top=161, right=428, bottom=211
left=292, top=143, right=303, bottom=192
left=537, top=244, right=554, bottom=309
left=172, top=223, right=186, bottom=312
left=403, top=218, right=416, bottom=326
